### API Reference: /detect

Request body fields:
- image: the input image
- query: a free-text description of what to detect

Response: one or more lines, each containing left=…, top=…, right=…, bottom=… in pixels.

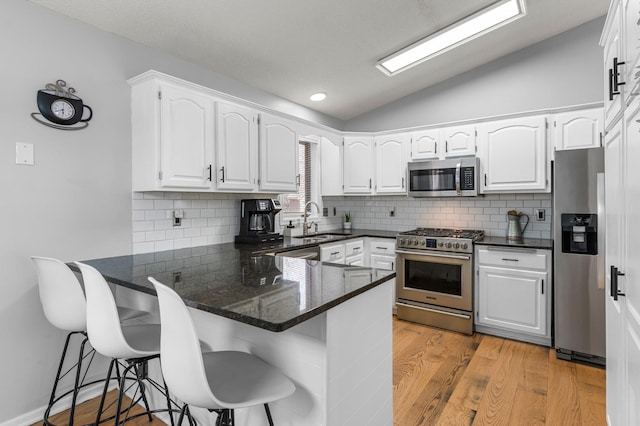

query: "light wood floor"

left=35, top=318, right=606, bottom=426
left=393, top=318, right=606, bottom=426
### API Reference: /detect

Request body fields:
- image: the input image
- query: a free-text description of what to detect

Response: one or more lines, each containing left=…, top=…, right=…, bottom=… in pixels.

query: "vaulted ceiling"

left=27, top=0, right=608, bottom=120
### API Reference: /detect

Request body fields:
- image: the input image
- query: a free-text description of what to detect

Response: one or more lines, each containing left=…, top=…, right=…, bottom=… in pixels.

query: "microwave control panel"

left=461, top=167, right=475, bottom=190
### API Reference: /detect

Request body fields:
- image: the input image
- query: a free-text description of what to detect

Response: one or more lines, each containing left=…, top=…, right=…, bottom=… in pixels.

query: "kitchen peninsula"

left=71, top=240, right=395, bottom=426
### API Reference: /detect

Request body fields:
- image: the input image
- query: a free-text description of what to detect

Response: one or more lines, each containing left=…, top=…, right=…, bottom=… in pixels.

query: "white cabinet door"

left=605, top=120, right=626, bottom=426
left=320, top=137, right=343, bottom=196
left=259, top=114, right=299, bottom=192
left=477, top=265, right=548, bottom=336
left=216, top=102, right=258, bottom=191
left=442, top=124, right=476, bottom=158
left=343, top=136, right=375, bottom=194
left=553, top=108, right=603, bottom=151
left=411, top=129, right=440, bottom=160
left=375, top=133, right=410, bottom=194
left=159, top=82, right=215, bottom=189
left=603, top=4, right=624, bottom=130
left=478, top=115, right=549, bottom=193
left=370, top=254, right=394, bottom=271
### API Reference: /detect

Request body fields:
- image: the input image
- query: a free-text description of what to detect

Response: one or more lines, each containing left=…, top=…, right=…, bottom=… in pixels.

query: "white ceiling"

left=26, top=0, right=608, bottom=121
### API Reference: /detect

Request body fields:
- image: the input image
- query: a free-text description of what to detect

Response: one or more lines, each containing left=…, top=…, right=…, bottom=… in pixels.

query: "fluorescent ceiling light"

left=377, top=0, right=526, bottom=76
left=310, top=92, right=327, bottom=101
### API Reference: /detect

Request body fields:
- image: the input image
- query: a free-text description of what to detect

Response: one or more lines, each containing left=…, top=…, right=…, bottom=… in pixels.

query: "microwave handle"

left=455, top=161, right=461, bottom=195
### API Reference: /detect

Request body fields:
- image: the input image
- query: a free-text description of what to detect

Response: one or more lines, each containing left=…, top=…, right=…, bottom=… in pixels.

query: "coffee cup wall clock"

left=31, top=80, right=93, bottom=130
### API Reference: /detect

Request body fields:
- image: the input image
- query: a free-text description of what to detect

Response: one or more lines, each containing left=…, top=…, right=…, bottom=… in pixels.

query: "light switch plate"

left=16, top=143, right=34, bottom=165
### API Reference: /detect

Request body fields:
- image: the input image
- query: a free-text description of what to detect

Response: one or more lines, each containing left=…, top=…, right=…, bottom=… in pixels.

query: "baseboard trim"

left=0, top=382, right=116, bottom=426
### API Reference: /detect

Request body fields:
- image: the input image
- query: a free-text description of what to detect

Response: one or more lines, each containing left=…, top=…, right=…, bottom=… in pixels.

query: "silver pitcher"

left=507, top=211, right=529, bottom=241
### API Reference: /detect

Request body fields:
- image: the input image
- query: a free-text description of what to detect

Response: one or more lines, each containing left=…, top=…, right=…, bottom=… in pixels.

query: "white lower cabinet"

left=368, top=238, right=397, bottom=314
left=474, top=246, right=551, bottom=346
left=345, top=239, right=365, bottom=265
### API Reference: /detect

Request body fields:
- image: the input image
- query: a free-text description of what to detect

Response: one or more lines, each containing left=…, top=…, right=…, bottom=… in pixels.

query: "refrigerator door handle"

left=597, top=173, right=605, bottom=290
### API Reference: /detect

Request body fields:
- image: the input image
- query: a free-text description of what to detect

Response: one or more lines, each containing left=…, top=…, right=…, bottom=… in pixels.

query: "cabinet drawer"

left=369, top=239, right=396, bottom=255
left=345, top=254, right=364, bottom=266
left=345, top=239, right=364, bottom=257
left=320, top=243, right=346, bottom=264
left=477, top=247, right=547, bottom=270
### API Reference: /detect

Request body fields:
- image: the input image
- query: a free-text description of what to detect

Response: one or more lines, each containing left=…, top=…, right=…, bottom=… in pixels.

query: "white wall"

left=343, top=17, right=605, bottom=131
left=0, top=0, right=339, bottom=422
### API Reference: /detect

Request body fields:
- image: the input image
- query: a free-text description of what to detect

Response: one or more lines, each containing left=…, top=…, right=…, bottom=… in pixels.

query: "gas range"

left=396, top=228, right=485, bottom=254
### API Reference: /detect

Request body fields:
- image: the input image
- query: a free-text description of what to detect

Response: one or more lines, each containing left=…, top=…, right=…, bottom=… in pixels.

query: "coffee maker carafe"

left=235, top=199, right=283, bottom=244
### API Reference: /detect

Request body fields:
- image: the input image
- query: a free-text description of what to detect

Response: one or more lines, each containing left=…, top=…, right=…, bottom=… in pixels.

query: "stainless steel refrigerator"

left=553, top=147, right=605, bottom=365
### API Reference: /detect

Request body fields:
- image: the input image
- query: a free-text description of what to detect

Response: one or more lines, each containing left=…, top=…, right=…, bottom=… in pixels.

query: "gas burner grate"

left=399, top=228, right=485, bottom=241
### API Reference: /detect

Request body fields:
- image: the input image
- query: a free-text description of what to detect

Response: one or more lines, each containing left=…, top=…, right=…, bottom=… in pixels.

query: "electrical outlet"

left=173, top=210, right=183, bottom=226
left=535, top=209, right=545, bottom=221
left=323, top=207, right=328, bottom=217
left=390, top=207, right=395, bottom=217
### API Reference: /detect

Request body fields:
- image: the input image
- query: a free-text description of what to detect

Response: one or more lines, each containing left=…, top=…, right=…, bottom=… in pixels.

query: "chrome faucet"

left=303, top=201, right=320, bottom=236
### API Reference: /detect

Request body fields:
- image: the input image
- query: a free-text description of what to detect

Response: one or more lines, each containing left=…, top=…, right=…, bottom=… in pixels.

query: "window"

left=280, top=139, right=320, bottom=219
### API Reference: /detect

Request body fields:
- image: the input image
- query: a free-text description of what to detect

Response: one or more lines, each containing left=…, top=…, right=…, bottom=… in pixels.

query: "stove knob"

left=446, top=242, right=452, bottom=248
left=413, top=239, right=419, bottom=246
left=461, top=243, right=468, bottom=250
left=421, top=240, right=426, bottom=246
left=454, top=242, right=460, bottom=249
left=437, top=242, right=443, bottom=248
left=400, top=238, right=406, bottom=245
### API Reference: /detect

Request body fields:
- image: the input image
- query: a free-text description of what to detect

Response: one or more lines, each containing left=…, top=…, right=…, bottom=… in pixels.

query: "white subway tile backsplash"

left=132, top=192, right=553, bottom=254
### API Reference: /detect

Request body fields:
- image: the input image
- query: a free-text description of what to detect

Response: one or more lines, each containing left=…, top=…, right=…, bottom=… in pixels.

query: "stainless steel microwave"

left=407, top=157, right=479, bottom=197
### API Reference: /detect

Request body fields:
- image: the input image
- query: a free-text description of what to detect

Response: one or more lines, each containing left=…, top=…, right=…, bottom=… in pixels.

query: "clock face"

left=51, top=99, right=75, bottom=120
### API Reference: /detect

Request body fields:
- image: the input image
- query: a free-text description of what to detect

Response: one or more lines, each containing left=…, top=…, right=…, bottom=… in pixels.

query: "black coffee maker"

left=235, top=199, right=283, bottom=244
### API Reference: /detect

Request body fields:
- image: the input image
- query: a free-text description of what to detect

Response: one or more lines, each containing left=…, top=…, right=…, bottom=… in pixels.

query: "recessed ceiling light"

left=377, top=0, right=526, bottom=76
left=310, top=92, right=327, bottom=102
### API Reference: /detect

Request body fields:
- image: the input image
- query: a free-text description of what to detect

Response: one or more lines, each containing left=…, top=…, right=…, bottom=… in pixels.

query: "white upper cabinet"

left=442, top=124, right=476, bottom=157
left=624, top=0, right=640, bottom=106
left=603, top=2, right=624, bottom=130
left=343, top=136, right=375, bottom=194
left=375, top=133, right=410, bottom=194
left=216, top=102, right=258, bottom=191
left=259, top=113, right=299, bottom=193
left=411, top=129, right=440, bottom=160
left=553, top=108, right=603, bottom=151
left=130, top=77, right=215, bottom=191
left=410, top=125, right=475, bottom=160
left=477, top=115, right=549, bottom=193
left=321, top=136, right=343, bottom=196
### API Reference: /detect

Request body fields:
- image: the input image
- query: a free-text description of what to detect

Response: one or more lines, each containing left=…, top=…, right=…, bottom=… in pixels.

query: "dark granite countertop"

left=70, top=240, right=395, bottom=333
left=475, top=236, right=553, bottom=250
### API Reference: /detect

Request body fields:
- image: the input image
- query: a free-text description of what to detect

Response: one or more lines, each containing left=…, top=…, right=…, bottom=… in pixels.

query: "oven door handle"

left=396, top=301, right=471, bottom=320
left=395, top=249, right=471, bottom=261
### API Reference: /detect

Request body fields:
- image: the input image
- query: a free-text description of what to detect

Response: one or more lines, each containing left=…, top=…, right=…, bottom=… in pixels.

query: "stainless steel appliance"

left=554, top=148, right=605, bottom=365
left=408, top=157, right=479, bottom=197
left=235, top=199, right=283, bottom=244
left=395, top=228, right=484, bottom=334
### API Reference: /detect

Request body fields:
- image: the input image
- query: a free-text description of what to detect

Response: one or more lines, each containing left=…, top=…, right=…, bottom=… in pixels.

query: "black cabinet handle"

left=541, top=279, right=544, bottom=295
left=609, top=68, right=615, bottom=101
left=502, top=258, right=519, bottom=262
left=208, top=165, right=212, bottom=181
left=220, top=166, right=225, bottom=182
left=484, top=173, right=487, bottom=186
left=611, top=265, right=626, bottom=301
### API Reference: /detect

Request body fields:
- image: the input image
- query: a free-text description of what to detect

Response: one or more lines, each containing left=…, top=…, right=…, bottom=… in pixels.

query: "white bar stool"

left=31, top=256, right=150, bottom=426
left=75, top=261, right=176, bottom=426
left=149, top=277, right=296, bottom=426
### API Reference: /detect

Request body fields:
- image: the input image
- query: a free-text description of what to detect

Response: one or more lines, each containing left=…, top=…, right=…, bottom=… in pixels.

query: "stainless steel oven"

left=395, top=228, right=484, bottom=334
